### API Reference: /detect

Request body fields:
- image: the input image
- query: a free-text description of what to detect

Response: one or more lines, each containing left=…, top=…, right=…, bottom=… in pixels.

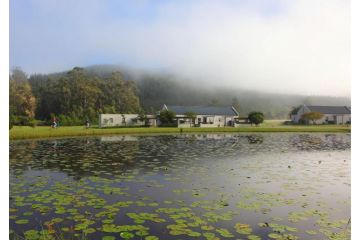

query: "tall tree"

left=100, top=71, right=140, bottom=114
left=9, top=68, right=36, bottom=121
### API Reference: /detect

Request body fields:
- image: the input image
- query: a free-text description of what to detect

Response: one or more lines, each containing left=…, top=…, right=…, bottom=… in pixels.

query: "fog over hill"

left=29, top=64, right=350, bottom=120
left=11, top=1, right=350, bottom=98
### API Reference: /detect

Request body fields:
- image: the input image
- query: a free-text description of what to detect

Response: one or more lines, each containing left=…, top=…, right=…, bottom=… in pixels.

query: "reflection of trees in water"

left=10, top=138, right=140, bottom=179
left=8, top=134, right=280, bottom=178
left=136, top=134, right=263, bottom=168
left=245, top=135, right=264, bottom=144
left=9, top=140, right=39, bottom=175
left=290, top=134, right=350, bottom=151
left=10, top=134, right=350, bottom=179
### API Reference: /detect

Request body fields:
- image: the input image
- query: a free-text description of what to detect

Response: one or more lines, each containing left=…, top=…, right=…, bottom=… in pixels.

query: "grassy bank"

left=9, top=123, right=351, bottom=140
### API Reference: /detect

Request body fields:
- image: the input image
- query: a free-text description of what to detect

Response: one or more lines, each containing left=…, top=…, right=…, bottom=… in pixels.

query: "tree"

left=159, top=110, right=176, bottom=125
left=184, top=112, right=197, bottom=127
left=137, top=112, right=149, bottom=126
left=289, top=106, right=301, bottom=118
left=99, top=71, right=141, bottom=114
left=248, top=112, right=264, bottom=126
left=9, top=68, right=36, bottom=124
left=300, top=112, right=323, bottom=124
left=27, top=68, right=142, bottom=125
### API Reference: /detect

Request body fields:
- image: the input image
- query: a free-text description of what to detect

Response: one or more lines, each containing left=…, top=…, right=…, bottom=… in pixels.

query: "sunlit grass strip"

left=9, top=125, right=351, bottom=140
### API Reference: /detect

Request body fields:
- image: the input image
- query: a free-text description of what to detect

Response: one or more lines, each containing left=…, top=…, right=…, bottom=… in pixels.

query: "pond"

left=9, top=133, right=351, bottom=240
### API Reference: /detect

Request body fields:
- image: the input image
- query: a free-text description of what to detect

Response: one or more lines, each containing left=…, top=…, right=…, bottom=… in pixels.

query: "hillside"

left=28, top=65, right=350, bottom=120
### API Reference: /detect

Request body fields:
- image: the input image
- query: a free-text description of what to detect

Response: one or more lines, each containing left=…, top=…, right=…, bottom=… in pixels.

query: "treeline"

left=10, top=67, right=141, bottom=127
left=9, top=64, right=351, bottom=127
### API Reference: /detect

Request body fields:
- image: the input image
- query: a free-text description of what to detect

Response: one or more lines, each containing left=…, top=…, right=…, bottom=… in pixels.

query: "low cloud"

left=10, top=0, right=350, bottom=96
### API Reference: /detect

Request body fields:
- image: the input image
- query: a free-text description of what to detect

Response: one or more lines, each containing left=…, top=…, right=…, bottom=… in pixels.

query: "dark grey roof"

left=166, top=105, right=239, bottom=116
left=306, top=105, right=351, bottom=114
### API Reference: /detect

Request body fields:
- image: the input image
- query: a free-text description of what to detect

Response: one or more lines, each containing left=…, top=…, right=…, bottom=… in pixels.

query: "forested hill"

left=83, top=65, right=351, bottom=119
left=14, top=65, right=350, bottom=123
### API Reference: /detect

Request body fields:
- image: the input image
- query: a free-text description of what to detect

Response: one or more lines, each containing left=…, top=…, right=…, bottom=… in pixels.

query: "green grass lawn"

left=9, top=121, right=351, bottom=140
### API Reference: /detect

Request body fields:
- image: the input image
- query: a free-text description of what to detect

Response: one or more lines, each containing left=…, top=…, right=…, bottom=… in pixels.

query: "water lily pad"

left=145, top=236, right=159, bottom=240
left=120, top=232, right=135, bottom=239
left=216, top=228, right=234, bottom=237
left=24, top=230, right=40, bottom=240
left=234, top=223, right=252, bottom=235
left=15, top=219, right=29, bottom=224
left=102, top=236, right=116, bottom=240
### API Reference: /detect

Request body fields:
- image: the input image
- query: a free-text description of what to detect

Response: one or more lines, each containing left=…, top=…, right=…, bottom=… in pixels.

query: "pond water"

left=10, top=133, right=351, bottom=240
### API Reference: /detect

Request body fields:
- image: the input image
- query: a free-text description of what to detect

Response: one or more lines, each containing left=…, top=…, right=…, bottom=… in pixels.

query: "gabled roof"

left=306, top=105, right=351, bottom=114
left=164, top=105, right=239, bottom=116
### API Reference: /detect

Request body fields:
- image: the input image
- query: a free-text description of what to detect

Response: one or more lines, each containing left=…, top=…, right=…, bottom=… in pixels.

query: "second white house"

left=290, top=105, right=351, bottom=124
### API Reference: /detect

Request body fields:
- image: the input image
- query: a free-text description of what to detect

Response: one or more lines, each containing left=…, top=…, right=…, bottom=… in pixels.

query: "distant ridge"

left=28, top=64, right=351, bottom=119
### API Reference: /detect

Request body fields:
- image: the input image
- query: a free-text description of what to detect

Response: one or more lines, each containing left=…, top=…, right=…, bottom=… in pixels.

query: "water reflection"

left=290, top=134, right=349, bottom=151
left=9, top=134, right=350, bottom=180
left=9, top=133, right=351, bottom=239
left=100, top=135, right=139, bottom=142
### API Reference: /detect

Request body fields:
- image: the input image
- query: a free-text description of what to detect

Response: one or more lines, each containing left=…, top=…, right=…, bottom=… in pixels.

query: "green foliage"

left=9, top=68, right=36, bottom=123
left=159, top=110, right=176, bottom=125
left=58, top=114, right=83, bottom=126
left=27, top=119, right=43, bottom=128
left=27, top=67, right=141, bottom=124
left=290, top=106, right=301, bottom=116
left=184, top=112, right=197, bottom=119
left=184, top=112, right=197, bottom=126
left=248, top=112, right=264, bottom=126
left=20, top=65, right=351, bottom=123
left=9, top=106, right=16, bottom=129
left=11, top=115, right=31, bottom=126
left=300, top=112, right=324, bottom=124
left=137, top=112, right=149, bottom=126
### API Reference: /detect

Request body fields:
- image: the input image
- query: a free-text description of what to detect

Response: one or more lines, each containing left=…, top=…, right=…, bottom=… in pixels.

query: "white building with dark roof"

left=161, top=104, right=239, bottom=127
left=290, top=105, right=351, bottom=124
left=98, top=114, right=157, bottom=128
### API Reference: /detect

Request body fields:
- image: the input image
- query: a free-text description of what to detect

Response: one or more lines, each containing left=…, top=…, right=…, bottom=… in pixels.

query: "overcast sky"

left=10, top=0, right=350, bottom=96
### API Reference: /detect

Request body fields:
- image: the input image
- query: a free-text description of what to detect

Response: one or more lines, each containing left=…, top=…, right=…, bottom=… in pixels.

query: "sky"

left=10, top=0, right=350, bottom=97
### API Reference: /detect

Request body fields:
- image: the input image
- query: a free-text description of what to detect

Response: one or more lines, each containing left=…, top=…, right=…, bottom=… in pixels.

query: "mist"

left=10, top=0, right=350, bottom=97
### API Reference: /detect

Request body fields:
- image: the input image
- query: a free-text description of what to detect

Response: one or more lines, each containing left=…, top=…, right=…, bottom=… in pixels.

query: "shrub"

left=159, top=110, right=176, bottom=125
left=248, top=112, right=264, bottom=126
left=300, top=112, right=324, bottom=124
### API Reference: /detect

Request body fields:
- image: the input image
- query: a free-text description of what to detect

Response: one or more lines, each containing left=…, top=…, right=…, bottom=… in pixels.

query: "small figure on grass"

left=85, top=119, right=90, bottom=129
left=51, top=116, right=58, bottom=128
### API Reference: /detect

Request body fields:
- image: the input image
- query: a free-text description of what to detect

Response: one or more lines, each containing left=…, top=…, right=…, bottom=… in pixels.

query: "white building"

left=290, top=105, right=351, bottom=124
left=161, top=105, right=239, bottom=128
left=98, top=114, right=157, bottom=128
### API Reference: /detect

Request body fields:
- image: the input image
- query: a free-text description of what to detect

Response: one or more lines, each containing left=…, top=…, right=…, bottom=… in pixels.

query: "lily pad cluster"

left=10, top=133, right=351, bottom=239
